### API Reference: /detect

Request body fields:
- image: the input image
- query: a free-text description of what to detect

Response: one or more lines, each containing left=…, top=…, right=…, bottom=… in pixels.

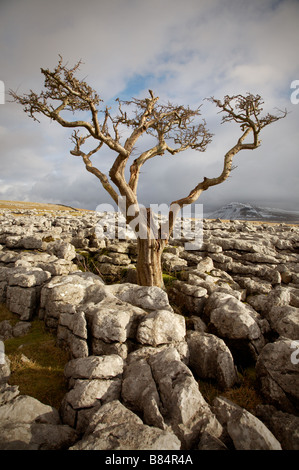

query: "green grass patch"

left=162, top=273, right=177, bottom=287
left=1, top=305, right=70, bottom=409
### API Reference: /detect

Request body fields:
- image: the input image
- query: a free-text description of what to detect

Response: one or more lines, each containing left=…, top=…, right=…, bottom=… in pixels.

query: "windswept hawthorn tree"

left=10, top=57, right=287, bottom=287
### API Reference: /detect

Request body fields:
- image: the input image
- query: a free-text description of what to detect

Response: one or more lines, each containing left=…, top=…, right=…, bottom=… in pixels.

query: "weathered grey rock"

left=59, top=311, right=88, bottom=339
left=256, top=405, right=299, bottom=450
left=187, top=331, right=238, bottom=390
left=97, top=262, right=125, bottom=278
left=213, top=397, right=282, bottom=450
left=126, top=341, right=190, bottom=366
left=19, top=235, right=47, bottom=251
left=4, top=236, right=22, bottom=249
left=0, top=383, right=19, bottom=405
left=122, top=355, right=165, bottom=429
left=256, top=338, right=299, bottom=414
left=242, top=251, right=280, bottom=264
left=6, top=285, right=41, bottom=320
left=57, top=325, right=89, bottom=359
left=187, top=315, right=207, bottom=333
left=35, top=259, right=78, bottom=276
left=39, top=271, right=106, bottom=327
left=148, top=347, right=223, bottom=448
left=64, top=355, right=123, bottom=383
left=60, top=374, right=122, bottom=432
left=169, top=279, right=208, bottom=315
left=267, top=305, right=299, bottom=339
left=172, top=280, right=208, bottom=299
left=0, top=421, right=78, bottom=450
left=121, top=345, right=223, bottom=448
left=0, top=320, right=13, bottom=340
left=137, top=309, right=186, bottom=347
left=85, top=297, right=145, bottom=344
left=180, top=251, right=204, bottom=265
left=183, top=272, right=218, bottom=294
left=280, top=269, right=293, bottom=284
left=84, top=399, right=143, bottom=435
left=289, top=286, right=299, bottom=308
left=0, top=395, right=60, bottom=424
left=106, top=283, right=172, bottom=311
left=12, top=321, right=32, bottom=337
left=91, top=338, right=129, bottom=359
left=106, top=241, right=131, bottom=254
left=290, top=287, right=299, bottom=307
left=197, top=431, right=228, bottom=450
left=0, top=251, right=21, bottom=265
left=233, top=276, right=272, bottom=295
left=63, top=378, right=121, bottom=410
left=46, top=240, right=76, bottom=260
left=221, top=260, right=281, bottom=285
left=70, top=420, right=181, bottom=450
left=0, top=281, right=7, bottom=303
left=162, top=252, right=188, bottom=272
left=69, top=399, right=180, bottom=451
left=56, top=310, right=89, bottom=359
left=196, top=256, right=214, bottom=273
left=14, top=251, right=57, bottom=266
left=246, top=293, right=269, bottom=313
left=7, top=267, right=51, bottom=287
left=261, top=287, right=291, bottom=317
left=0, top=355, right=10, bottom=385
left=97, top=252, right=131, bottom=266
left=205, top=291, right=267, bottom=356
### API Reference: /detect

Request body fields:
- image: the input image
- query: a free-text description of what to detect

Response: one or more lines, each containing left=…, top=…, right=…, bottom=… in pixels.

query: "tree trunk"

left=136, top=238, right=165, bottom=288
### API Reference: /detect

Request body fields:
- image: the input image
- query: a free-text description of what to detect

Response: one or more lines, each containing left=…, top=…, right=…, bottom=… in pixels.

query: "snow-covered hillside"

left=205, top=202, right=299, bottom=223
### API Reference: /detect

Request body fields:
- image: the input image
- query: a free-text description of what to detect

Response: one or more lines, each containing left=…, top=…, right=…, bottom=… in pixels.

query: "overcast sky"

left=0, top=0, right=298, bottom=214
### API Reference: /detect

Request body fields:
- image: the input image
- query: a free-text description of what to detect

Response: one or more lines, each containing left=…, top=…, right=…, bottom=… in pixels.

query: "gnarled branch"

left=167, top=94, right=287, bottom=237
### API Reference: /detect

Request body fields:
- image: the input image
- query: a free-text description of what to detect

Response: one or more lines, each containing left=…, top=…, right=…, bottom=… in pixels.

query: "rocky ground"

left=0, top=204, right=299, bottom=450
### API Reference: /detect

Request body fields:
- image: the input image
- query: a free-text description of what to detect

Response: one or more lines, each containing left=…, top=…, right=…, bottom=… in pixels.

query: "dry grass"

left=1, top=305, right=70, bottom=409
left=0, top=303, right=20, bottom=325
left=0, top=200, right=81, bottom=211
left=0, top=199, right=92, bottom=217
left=198, top=367, right=263, bottom=415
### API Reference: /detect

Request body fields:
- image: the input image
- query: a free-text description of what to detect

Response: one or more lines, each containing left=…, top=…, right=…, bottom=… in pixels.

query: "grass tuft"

left=162, top=273, right=177, bottom=287
left=198, top=366, right=263, bottom=414
left=1, top=305, right=70, bottom=409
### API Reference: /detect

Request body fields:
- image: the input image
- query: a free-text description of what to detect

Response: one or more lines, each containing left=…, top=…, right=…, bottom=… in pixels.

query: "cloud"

left=0, top=0, right=298, bottom=212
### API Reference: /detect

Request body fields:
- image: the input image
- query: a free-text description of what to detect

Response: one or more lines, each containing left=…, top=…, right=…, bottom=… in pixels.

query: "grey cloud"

left=27, top=170, right=114, bottom=210
left=0, top=0, right=298, bottom=212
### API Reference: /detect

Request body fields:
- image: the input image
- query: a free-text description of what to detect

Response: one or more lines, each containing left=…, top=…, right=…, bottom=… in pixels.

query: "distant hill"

left=0, top=200, right=90, bottom=213
left=205, top=202, right=299, bottom=223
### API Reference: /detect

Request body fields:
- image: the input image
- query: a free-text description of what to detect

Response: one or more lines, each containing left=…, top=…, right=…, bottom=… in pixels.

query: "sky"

left=0, top=0, right=299, bottom=214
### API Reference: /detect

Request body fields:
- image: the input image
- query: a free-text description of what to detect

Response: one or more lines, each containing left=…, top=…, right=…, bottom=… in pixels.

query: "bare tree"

left=10, top=57, right=287, bottom=287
